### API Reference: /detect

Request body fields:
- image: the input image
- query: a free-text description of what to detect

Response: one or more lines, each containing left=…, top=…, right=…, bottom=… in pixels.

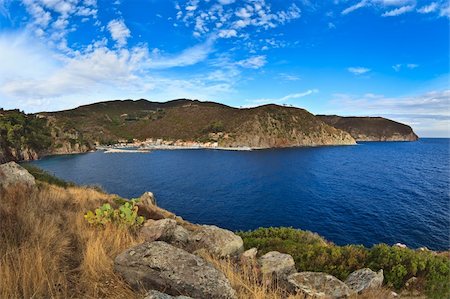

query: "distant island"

left=0, top=99, right=418, bottom=162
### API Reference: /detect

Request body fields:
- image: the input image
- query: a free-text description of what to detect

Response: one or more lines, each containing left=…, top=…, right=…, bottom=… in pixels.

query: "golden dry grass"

left=0, top=183, right=144, bottom=299
left=1, top=182, right=397, bottom=299
left=203, top=253, right=396, bottom=299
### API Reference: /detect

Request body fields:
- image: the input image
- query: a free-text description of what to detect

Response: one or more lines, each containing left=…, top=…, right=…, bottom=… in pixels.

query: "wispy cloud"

left=342, top=0, right=368, bottom=15
left=236, top=55, right=267, bottom=69
left=246, top=89, right=319, bottom=106
left=347, top=67, right=371, bottom=75
left=382, top=5, right=414, bottom=17
left=328, top=90, right=450, bottom=137
left=392, top=63, right=419, bottom=71
left=148, top=38, right=215, bottom=69
left=417, top=2, right=438, bottom=14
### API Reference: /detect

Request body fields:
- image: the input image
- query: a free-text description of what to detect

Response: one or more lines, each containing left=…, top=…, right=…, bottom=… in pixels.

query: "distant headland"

left=0, top=99, right=418, bottom=162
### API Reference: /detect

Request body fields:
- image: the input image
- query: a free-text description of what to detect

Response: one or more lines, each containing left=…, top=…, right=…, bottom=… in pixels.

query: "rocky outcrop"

left=188, top=225, right=244, bottom=258
left=144, top=290, right=193, bottom=299
left=345, top=268, right=383, bottom=294
left=0, top=162, right=36, bottom=189
left=287, top=272, right=353, bottom=298
left=258, top=251, right=296, bottom=282
left=114, top=241, right=237, bottom=299
left=317, top=115, right=419, bottom=142
left=140, top=219, right=189, bottom=247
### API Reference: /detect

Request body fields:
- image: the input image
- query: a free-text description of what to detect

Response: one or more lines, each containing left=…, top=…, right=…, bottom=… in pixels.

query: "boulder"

left=258, top=251, right=296, bottom=281
left=344, top=268, right=383, bottom=294
left=394, top=243, right=407, bottom=248
left=140, top=191, right=156, bottom=206
left=0, top=162, right=35, bottom=189
left=136, top=192, right=165, bottom=220
left=144, top=290, right=193, bottom=299
left=114, top=241, right=237, bottom=299
left=240, top=247, right=258, bottom=265
left=188, top=225, right=244, bottom=258
left=287, top=272, right=352, bottom=298
left=140, top=219, right=189, bottom=247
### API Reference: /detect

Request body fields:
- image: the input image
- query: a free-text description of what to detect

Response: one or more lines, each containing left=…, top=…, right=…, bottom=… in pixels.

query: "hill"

left=41, top=99, right=356, bottom=148
left=317, top=115, right=419, bottom=142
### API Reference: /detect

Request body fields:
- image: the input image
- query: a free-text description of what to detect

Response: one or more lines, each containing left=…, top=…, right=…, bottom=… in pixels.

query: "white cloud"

left=347, top=67, right=371, bottom=75
left=392, top=63, right=419, bottom=71
left=218, top=29, right=237, bottom=38
left=342, top=0, right=368, bottom=15
left=328, top=90, right=450, bottom=136
left=382, top=5, right=414, bottom=16
left=107, top=19, right=131, bottom=47
left=246, top=89, right=319, bottom=106
left=417, top=2, right=438, bottom=14
left=148, top=38, right=214, bottom=69
left=279, top=73, right=301, bottom=81
left=236, top=55, right=267, bottom=69
left=392, top=64, right=402, bottom=72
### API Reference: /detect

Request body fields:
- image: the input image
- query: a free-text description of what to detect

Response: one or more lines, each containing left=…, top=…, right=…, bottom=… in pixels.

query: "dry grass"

left=0, top=183, right=144, bottom=299
left=1, top=182, right=397, bottom=299
left=202, top=253, right=396, bottom=299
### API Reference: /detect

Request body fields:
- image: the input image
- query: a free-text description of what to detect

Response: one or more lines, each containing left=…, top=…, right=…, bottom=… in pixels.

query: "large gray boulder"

left=258, top=251, right=296, bottom=281
left=0, top=162, right=35, bottom=189
left=144, top=290, right=193, bottom=299
left=344, top=268, right=383, bottom=294
left=287, top=272, right=352, bottom=298
left=188, top=225, right=244, bottom=258
left=114, top=241, right=237, bottom=299
left=140, top=219, right=189, bottom=247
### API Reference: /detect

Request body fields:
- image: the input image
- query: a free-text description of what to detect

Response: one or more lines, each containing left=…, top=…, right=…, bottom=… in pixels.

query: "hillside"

left=0, top=109, right=91, bottom=163
left=317, top=115, right=419, bottom=142
left=41, top=99, right=356, bottom=148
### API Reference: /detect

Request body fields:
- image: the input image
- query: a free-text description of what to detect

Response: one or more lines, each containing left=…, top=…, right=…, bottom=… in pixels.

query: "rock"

left=394, top=243, right=407, bottom=248
left=344, top=268, right=383, bottom=294
left=188, top=225, right=244, bottom=258
left=0, top=162, right=36, bottom=189
left=114, top=241, right=237, bottom=299
left=136, top=192, right=165, bottom=220
left=240, top=248, right=258, bottom=265
left=144, top=290, right=193, bottom=299
left=140, top=191, right=156, bottom=206
left=287, top=272, right=352, bottom=298
left=140, top=219, right=189, bottom=246
left=258, top=251, right=296, bottom=281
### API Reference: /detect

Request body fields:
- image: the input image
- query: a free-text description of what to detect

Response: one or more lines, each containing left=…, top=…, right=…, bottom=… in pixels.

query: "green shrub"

left=21, top=164, right=74, bottom=188
left=84, top=200, right=145, bottom=228
left=238, top=227, right=450, bottom=298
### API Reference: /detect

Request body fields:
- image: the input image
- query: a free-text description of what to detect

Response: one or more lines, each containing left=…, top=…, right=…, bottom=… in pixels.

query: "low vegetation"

left=2, top=166, right=447, bottom=298
left=0, top=109, right=52, bottom=160
left=0, top=182, right=144, bottom=298
left=21, top=164, right=74, bottom=188
left=238, top=227, right=450, bottom=299
left=84, top=200, right=145, bottom=228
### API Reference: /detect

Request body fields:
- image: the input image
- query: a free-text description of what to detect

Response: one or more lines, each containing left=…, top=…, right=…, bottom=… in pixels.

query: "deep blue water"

left=28, top=139, right=450, bottom=250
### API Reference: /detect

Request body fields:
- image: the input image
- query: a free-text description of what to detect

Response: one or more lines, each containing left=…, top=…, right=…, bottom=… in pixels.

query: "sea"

left=27, top=138, right=450, bottom=250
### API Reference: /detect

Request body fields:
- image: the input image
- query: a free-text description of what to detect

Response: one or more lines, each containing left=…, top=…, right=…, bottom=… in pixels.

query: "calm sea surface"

left=28, top=138, right=450, bottom=250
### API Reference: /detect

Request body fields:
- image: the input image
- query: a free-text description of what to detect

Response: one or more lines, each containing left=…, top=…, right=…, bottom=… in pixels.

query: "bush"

left=238, top=227, right=450, bottom=298
left=21, top=164, right=74, bottom=188
left=84, top=200, right=145, bottom=228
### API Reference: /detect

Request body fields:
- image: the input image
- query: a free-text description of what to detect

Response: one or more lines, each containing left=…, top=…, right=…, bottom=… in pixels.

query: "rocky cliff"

left=317, top=115, right=419, bottom=142
left=0, top=109, right=92, bottom=163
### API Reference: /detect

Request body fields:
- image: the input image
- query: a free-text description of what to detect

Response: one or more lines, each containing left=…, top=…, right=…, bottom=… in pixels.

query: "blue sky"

left=0, top=0, right=448, bottom=136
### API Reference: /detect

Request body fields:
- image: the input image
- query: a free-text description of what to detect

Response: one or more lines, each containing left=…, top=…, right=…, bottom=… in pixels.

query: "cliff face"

left=317, top=115, right=419, bottom=142
left=220, top=105, right=356, bottom=148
